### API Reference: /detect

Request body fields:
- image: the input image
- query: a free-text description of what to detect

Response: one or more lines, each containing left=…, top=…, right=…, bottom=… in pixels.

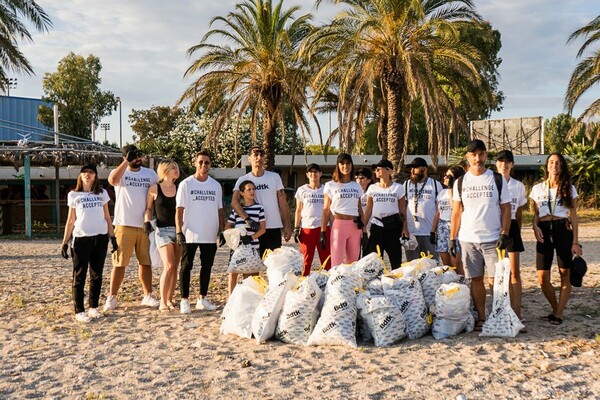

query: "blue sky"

left=11, top=0, right=600, bottom=146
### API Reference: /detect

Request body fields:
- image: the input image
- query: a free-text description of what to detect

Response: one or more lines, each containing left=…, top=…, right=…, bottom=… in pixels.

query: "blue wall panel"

left=0, top=96, right=54, bottom=141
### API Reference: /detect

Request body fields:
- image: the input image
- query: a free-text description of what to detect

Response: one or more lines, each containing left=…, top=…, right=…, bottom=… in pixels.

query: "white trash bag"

left=307, top=267, right=360, bottom=347
left=366, top=278, right=384, bottom=296
left=431, top=283, right=474, bottom=339
left=400, top=235, right=419, bottom=251
left=223, top=227, right=246, bottom=250
left=252, top=271, right=298, bottom=343
left=353, top=251, right=385, bottom=284
left=264, top=246, right=304, bottom=285
left=357, top=293, right=406, bottom=347
left=417, top=267, right=444, bottom=309
left=275, top=275, right=322, bottom=345
left=480, top=252, right=524, bottom=337
left=227, top=244, right=266, bottom=274
left=384, top=277, right=430, bottom=339
left=220, top=276, right=267, bottom=338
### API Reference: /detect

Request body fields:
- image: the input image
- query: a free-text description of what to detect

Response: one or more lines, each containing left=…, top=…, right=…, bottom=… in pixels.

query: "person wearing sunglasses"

left=105, top=144, right=160, bottom=312
left=232, top=146, right=292, bottom=257
left=175, top=150, right=224, bottom=314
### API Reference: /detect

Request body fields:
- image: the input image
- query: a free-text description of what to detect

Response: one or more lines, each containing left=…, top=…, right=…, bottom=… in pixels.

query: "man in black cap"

left=404, top=157, right=443, bottom=261
left=450, top=139, right=511, bottom=331
left=104, top=144, right=160, bottom=312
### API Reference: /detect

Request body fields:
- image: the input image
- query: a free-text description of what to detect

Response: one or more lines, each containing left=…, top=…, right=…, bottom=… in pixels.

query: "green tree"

left=129, top=105, right=186, bottom=162
left=0, top=0, right=52, bottom=92
left=565, top=15, right=600, bottom=142
left=544, top=113, right=576, bottom=154
left=38, top=53, right=117, bottom=138
left=179, top=0, right=316, bottom=171
left=564, top=143, right=600, bottom=207
left=305, top=0, right=499, bottom=178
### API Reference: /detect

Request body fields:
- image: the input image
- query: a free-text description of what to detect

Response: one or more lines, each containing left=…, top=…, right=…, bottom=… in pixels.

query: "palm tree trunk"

left=377, top=102, right=388, bottom=158
left=386, top=78, right=410, bottom=181
left=262, top=109, right=277, bottom=171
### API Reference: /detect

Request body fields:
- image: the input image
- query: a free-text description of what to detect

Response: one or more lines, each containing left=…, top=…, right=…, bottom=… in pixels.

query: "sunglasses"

left=198, top=160, right=211, bottom=166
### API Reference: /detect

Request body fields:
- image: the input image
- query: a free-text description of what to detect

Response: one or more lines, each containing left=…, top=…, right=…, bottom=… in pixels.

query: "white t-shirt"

left=453, top=169, right=511, bottom=243
left=323, top=181, right=363, bottom=217
left=405, top=177, right=443, bottom=235
left=112, top=167, right=158, bottom=228
left=176, top=175, right=223, bottom=243
left=234, top=171, right=284, bottom=229
left=437, top=189, right=452, bottom=222
left=366, top=182, right=405, bottom=227
left=295, top=184, right=325, bottom=229
left=530, top=182, right=578, bottom=219
left=507, top=177, right=527, bottom=220
left=68, top=189, right=110, bottom=237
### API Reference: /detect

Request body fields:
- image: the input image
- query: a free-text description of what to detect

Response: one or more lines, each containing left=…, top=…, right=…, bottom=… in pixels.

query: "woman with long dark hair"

left=530, top=153, right=583, bottom=325
left=61, top=164, right=117, bottom=323
left=322, top=153, right=364, bottom=267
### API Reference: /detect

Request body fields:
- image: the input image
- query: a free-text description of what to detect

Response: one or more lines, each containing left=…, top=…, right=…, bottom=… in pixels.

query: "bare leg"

left=452, top=252, right=464, bottom=276
left=439, top=252, right=451, bottom=267
left=471, top=276, right=487, bottom=322
left=555, top=268, right=571, bottom=319
left=228, top=273, right=238, bottom=297
left=158, top=244, right=177, bottom=308
left=537, top=269, right=557, bottom=315
left=139, top=264, right=153, bottom=295
left=509, top=251, right=522, bottom=319
left=168, top=244, right=181, bottom=304
left=109, top=267, right=126, bottom=296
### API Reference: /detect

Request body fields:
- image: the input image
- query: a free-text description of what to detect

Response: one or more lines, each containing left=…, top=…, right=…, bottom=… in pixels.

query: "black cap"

left=355, top=167, right=372, bottom=180
left=80, top=164, right=97, bottom=174
left=570, top=256, right=587, bottom=287
left=122, top=144, right=140, bottom=156
left=373, top=159, right=394, bottom=170
left=406, top=157, right=427, bottom=169
left=336, top=153, right=353, bottom=164
left=496, top=150, right=515, bottom=163
left=467, top=139, right=486, bottom=153
left=306, top=163, right=321, bottom=172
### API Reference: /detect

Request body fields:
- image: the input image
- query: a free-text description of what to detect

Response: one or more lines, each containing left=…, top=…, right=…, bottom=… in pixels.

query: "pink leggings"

left=330, top=219, right=361, bottom=268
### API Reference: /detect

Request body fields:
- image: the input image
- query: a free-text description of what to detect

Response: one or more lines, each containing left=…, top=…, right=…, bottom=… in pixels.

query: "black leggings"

left=536, top=219, right=573, bottom=270
left=72, top=234, right=109, bottom=313
left=179, top=243, right=217, bottom=298
left=367, top=224, right=403, bottom=269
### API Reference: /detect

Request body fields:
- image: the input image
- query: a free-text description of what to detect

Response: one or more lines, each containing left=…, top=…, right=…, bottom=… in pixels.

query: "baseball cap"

left=306, top=163, right=322, bottom=172
left=80, top=164, right=97, bottom=174
left=337, top=153, right=353, bottom=164
left=373, top=159, right=394, bottom=170
left=570, top=256, right=587, bottom=287
left=467, top=139, right=486, bottom=153
left=406, top=157, right=427, bottom=168
left=355, top=167, right=372, bottom=180
left=122, top=144, right=140, bottom=157
left=496, top=150, right=515, bottom=163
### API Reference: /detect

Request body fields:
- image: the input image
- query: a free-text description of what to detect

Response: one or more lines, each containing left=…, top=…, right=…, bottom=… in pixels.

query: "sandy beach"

left=0, top=223, right=598, bottom=399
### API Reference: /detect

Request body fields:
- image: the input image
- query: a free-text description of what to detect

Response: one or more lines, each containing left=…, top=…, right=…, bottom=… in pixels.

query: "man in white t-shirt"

left=404, top=157, right=443, bottom=261
left=104, top=145, right=160, bottom=312
left=176, top=150, right=224, bottom=314
left=450, top=139, right=511, bottom=331
left=232, top=146, right=291, bottom=257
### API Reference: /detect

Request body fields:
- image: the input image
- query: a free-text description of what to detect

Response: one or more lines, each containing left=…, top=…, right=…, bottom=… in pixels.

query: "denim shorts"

left=155, top=226, right=177, bottom=248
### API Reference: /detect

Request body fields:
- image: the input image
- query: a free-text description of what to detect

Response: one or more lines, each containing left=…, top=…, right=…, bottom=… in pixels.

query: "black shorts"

left=259, top=228, right=282, bottom=258
left=507, top=219, right=524, bottom=253
left=535, top=219, right=573, bottom=270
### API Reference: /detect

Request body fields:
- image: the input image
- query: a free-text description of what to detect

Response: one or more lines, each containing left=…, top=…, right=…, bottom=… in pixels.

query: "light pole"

left=100, top=123, right=110, bottom=143
left=116, top=97, right=123, bottom=148
left=4, top=78, right=17, bottom=96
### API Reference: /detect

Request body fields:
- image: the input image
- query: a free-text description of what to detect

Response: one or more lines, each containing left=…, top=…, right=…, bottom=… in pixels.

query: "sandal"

left=540, top=314, right=554, bottom=321
left=549, top=315, right=563, bottom=325
left=473, top=320, right=485, bottom=332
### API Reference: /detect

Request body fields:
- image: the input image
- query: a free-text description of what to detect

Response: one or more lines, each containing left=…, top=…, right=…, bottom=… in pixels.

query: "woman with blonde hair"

left=144, top=160, right=180, bottom=311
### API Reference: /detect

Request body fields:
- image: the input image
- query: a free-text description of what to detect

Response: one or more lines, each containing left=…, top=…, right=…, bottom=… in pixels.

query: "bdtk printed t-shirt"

left=453, top=169, right=511, bottom=243
left=234, top=171, right=284, bottom=229
left=113, top=167, right=158, bottom=228
left=405, top=178, right=443, bottom=235
left=295, top=184, right=326, bottom=229
left=529, top=182, right=578, bottom=219
left=436, top=189, right=452, bottom=222
left=366, top=182, right=405, bottom=227
left=176, top=175, right=223, bottom=243
left=507, top=177, right=527, bottom=220
left=323, top=181, right=363, bottom=216
left=68, top=189, right=110, bottom=237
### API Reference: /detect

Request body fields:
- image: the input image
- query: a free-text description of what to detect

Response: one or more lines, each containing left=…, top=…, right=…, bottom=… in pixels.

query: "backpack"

left=404, top=177, right=440, bottom=205
left=456, top=171, right=503, bottom=209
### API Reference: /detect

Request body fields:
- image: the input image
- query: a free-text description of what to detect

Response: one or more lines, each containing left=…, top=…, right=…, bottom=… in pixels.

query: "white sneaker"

left=88, top=308, right=103, bottom=319
left=180, top=299, right=191, bottom=314
left=103, top=295, right=117, bottom=312
left=75, top=312, right=91, bottom=323
left=196, top=298, right=217, bottom=311
left=141, top=294, right=160, bottom=308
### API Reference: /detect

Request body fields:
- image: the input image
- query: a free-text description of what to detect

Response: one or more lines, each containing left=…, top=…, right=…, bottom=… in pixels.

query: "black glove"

left=126, top=149, right=142, bottom=162
left=320, top=231, right=326, bottom=250
left=218, top=232, right=226, bottom=247
left=449, top=240, right=458, bottom=258
left=245, top=217, right=259, bottom=232
left=110, top=237, right=119, bottom=254
left=241, top=235, right=253, bottom=245
left=429, top=231, right=436, bottom=245
left=355, top=218, right=364, bottom=229
left=143, top=221, right=154, bottom=235
left=496, top=234, right=509, bottom=251
left=293, top=228, right=300, bottom=243
left=61, top=243, right=69, bottom=259
left=176, top=232, right=186, bottom=246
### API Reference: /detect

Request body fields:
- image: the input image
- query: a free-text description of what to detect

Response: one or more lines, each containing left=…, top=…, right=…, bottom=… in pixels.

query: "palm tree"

left=0, top=0, right=52, bottom=92
left=179, top=0, right=316, bottom=170
left=305, top=0, right=495, bottom=176
left=565, top=15, right=600, bottom=141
